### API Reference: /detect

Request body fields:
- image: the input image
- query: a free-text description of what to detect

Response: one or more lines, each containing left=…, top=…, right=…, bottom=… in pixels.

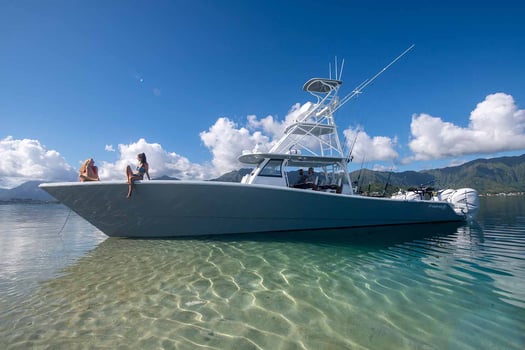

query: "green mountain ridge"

left=423, top=154, right=525, bottom=193
left=350, top=155, right=525, bottom=195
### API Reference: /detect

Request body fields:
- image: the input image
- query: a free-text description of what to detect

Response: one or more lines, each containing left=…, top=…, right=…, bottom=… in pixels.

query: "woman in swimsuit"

left=79, top=158, right=100, bottom=182
left=126, top=152, right=150, bottom=198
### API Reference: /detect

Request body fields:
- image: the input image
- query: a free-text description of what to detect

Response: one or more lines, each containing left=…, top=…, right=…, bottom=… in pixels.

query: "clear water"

left=0, top=197, right=524, bottom=349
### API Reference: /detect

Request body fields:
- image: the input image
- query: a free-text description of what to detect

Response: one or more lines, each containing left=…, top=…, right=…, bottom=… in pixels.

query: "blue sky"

left=1, top=0, right=524, bottom=188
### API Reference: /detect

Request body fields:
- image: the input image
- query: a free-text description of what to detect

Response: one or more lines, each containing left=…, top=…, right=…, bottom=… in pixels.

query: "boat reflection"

left=119, top=221, right=465, bottom=248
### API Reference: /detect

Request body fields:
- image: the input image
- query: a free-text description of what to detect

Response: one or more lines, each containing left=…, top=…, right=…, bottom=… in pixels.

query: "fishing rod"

left=353, top=157, right=366, bottom=194
left=345, top=127, right=361, bottom=162
left=382, top=169, right=393, bottom=196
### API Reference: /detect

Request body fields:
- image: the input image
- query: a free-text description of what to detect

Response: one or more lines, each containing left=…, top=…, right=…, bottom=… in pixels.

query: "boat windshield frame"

left=258, top=159, right=284, bottom=177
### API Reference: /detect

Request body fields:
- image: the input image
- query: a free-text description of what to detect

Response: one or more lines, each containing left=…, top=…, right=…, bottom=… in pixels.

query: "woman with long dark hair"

left=126, top=153, right=150, bottom=197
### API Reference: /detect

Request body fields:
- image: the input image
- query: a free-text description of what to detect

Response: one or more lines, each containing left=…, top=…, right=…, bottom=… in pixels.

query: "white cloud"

left=372, top=164, right=397, bottom=172
left=407, top=93, right=525, bottom=161
left=0, top=136, right=75, bottom=188
left=199, top=117, right=271, bottom=174
left=105, top=144, right=115, bottom=152
left=247, top=102, right=313, bottom=138
left=199, top=102, right=314, bottom=174
left=343, top=127, right=399, bottom=162
left=99, top=138, right=213, bottom=181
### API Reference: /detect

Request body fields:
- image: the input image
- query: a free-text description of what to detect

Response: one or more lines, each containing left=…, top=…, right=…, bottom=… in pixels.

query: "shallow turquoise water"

left=0, top=197, right=524, bottom=349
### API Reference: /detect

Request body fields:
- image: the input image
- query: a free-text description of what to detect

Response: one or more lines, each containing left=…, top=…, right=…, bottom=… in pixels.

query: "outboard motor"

left=392, top=190, right=421, bottom=200
left=448, top=188, right=480, bottom=220
left=435, top=188, right=455, bottom=202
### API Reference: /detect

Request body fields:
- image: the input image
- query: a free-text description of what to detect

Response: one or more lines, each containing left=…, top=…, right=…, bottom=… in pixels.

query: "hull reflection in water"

left=192, top=221, right=464, bottom=246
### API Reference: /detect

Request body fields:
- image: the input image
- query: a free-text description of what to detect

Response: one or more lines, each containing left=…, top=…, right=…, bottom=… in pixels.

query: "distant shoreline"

left=480, top=192, right=524, bottom=197
left=0, top=199, right=59, bottom=204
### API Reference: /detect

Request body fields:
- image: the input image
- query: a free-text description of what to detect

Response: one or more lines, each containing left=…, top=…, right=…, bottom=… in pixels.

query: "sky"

left=1, top=0, right=524, bottom=189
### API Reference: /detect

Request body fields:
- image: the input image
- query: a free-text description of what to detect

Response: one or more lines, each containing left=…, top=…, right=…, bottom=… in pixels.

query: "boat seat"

left=293, top=176, right=319, bottom=190
left=319, top=177, right=342, bottom=193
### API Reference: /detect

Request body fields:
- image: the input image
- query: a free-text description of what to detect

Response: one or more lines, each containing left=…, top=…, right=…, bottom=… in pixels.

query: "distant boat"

left=40, top=48, right=479, bottom=238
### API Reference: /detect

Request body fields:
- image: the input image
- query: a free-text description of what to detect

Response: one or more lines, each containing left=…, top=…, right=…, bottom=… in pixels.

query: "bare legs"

left=126, top=166, right=142, bottom=198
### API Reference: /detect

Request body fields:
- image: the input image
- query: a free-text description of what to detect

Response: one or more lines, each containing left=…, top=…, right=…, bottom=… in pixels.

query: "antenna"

left=338, top=58, right=345, bottom=80
left=335, top=56, right=338, bottom=80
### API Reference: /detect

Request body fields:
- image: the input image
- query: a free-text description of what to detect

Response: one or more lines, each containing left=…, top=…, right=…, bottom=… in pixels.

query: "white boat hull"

left=40, top=181, right=466, bottom=238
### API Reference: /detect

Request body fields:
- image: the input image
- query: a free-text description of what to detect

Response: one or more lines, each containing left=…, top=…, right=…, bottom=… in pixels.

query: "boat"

left=39, top=48, right=480, bottom=238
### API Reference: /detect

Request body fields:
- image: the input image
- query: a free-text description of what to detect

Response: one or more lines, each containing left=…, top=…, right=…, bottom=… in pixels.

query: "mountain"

left=153, top=175, right=179, bottom=180
left=210, top=168, right=252, bottom=182
left=352, top=154, right=525, bottom=195
left=423, top=155, right=525, bottom=193
left=1, top=154, right=523, bottom=201
left=0, top=181, right=56, bottom=202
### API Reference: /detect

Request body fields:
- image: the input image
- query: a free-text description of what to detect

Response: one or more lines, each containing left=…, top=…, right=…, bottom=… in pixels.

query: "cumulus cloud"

left=247, top=102, right=313, bottom=137
left=407, top=93, right=525, bottom=161
left=199, top=102, right=315, bottom=174
left=0, top=136, right=75, bottom=188
left=199, top=117, right=272, bottom=174
left=99, top=138, right=213, bottom=181
left=343, top=127, right=399, bottom=162
left=105, top=144, right=115, bottom=152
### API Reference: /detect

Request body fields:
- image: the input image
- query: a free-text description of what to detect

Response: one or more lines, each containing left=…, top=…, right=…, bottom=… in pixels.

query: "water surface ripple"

left=1, top=198, right=524, bottom=349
